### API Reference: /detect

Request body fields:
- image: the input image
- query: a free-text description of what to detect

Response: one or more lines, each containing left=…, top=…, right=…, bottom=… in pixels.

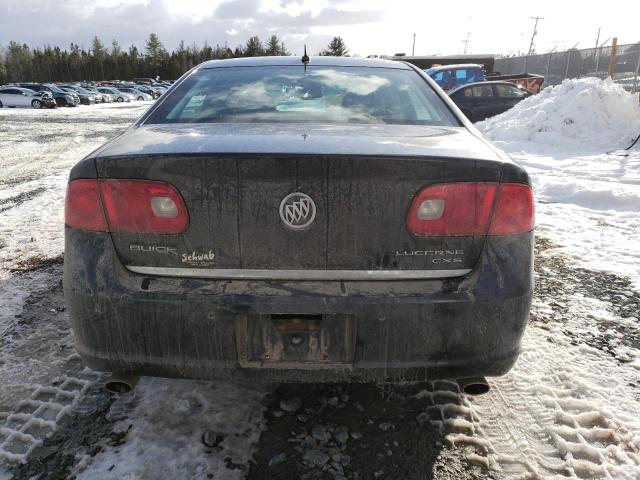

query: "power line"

left=528, top=16, right=544, bottom=55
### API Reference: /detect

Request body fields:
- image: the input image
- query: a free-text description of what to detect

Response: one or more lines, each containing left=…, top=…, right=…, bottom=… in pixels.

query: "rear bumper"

left=63, top=229, right=533, bottom=382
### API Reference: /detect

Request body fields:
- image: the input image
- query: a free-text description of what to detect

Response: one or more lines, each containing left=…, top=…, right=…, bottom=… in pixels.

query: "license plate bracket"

left=235, top=313, right=356, bottom=369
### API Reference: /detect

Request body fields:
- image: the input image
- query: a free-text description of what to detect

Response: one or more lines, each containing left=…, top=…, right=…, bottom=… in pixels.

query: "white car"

left=117, top=87, right=153, bottom=101
left=0, top=86, right=55, bottom=108
left=97, top=87, right=131, bottom=103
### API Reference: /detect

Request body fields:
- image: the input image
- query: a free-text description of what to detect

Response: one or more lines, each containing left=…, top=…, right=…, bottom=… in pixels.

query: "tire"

left=31, top=99, right=42, bottom=109
left=0, top=100, right=3, bottom=108
left=117, top=97, right=124, bottom=102
left=137, top=96, right=144, bottom=101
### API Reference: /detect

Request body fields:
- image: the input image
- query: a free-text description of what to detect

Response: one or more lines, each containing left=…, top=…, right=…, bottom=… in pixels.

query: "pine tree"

left=243, top=36, right=264, bottom=57
left=91, top=36, right=105, bottom=57
left=323, top=37, right=349, bottom=56
left=145, top=33, right=166, bottom=76
left=111, top=39, right=121, bottom=57
left=265, top=35, right=287, bottom=56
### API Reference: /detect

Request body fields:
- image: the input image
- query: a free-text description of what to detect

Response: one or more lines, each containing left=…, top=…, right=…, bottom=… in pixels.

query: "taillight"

left=407, top=182, right=533, bottom=237
left=65, top=179, right=108, bottom=232
left=65, top=179, right=189, bottom=234
left=407, top=183, right=498, bottom=236
left=488, top=183, right=534, bottom=235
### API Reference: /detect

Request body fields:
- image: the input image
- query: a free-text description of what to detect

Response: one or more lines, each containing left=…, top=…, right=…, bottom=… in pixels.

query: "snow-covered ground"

left=477, top=77, right=640, bottom=289
left=1, top=80, right=639, bottom=479
left=0, top=103, right=273, bottom=479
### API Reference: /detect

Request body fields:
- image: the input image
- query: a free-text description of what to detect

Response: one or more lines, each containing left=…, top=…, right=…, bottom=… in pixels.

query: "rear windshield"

left=145, top=66, right=459, bottom=126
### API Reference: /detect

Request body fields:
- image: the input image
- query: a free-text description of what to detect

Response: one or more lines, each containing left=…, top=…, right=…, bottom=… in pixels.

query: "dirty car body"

left=63, top=56, right=534, bottom=383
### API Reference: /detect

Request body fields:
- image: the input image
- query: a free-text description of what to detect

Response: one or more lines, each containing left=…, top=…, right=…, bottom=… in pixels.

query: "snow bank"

left=474, top=77, right=640, bottom=289
left=477, top=77, right=640, bottom=150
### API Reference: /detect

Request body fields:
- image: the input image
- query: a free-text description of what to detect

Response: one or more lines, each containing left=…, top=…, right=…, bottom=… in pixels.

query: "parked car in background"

left=18, top=83, right=77, bottom=107
left=448, top=81, right=532, bottom=122
left=133, top=77, right=161, bottom=86
left=32, top=90, right=58, bottom=109
left=97, top=87, right=131, bottom=102
left=485, top=73, right=545, bottom=94
left=64, top=56, right=534, bottom=391
left=82, top=85, right=112, bottom=103
left=116, top=87, right=153, bottom=101
left=0, top=86, right=56, bottom=108
left=59, top=85, right=96, bottom=105
left=425, top=64, right=486, bottom=91
left=150, top=85, right=167, bottom=97
left=133, top=85, right=160, bottom=99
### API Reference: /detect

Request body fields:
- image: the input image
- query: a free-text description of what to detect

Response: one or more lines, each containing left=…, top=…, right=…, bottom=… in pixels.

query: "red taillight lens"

left=99, top=180, right=189, bottom=234
left=407, top=182, right=534, bottom=237
left=488, top=183, right=534, bottom=235
left=65, top=179, right=108, bottom=232
left=407, top=183, right=498, bottom=236
left=65, top=179, right=189, bottom=234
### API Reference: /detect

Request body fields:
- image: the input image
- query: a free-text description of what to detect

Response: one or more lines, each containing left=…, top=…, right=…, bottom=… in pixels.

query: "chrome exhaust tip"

left=105, top=373, right=139, bottom=393
left=457, top=377, right=490, bottom=396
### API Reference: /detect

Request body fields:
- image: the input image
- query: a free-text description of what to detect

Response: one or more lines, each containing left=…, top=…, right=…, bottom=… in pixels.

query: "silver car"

left=82, top=86, right=112, bottom=103
left=97, top=87, right=132, bottom=103
left=0, top=86, right=51, bottom=108
left=116, top=87, right=153, bottom=101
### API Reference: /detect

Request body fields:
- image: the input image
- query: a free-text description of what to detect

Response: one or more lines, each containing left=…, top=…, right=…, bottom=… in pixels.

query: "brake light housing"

left=65, top=179, right=189, bottom=234
left=65, top=179, right=108, bottom=232
left=407, top=182, right=533, bottom=237
left=488, top=183, right=534, bottom=235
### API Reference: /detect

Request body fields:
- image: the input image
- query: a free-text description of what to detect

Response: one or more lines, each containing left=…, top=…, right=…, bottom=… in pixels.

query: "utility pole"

left=528, top=16, right=544, bottom=55
left=595, top=27, right=601, bottom=51
left=462, top=32, right=471, bottom=55
left=412, top=33, right=416, bottom=56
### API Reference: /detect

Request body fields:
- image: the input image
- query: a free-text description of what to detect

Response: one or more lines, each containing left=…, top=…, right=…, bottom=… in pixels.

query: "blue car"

left=425, top=64, right=486, bottom=91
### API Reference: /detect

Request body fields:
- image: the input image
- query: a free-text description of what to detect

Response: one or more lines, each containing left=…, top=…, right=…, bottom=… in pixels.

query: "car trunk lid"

left=94, top=124, right=506, bottom=277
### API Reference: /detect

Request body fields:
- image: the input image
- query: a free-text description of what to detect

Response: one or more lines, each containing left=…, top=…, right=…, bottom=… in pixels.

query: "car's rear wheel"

left=31, top=99, right=42, bottom=109
left=117, top=97, right=124, bottom=102
left=137, top=96, right=144, bottom=101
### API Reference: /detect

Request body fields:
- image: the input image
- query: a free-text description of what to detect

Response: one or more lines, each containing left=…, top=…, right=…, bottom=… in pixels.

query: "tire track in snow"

left=418, top=238, right=640, bottom=480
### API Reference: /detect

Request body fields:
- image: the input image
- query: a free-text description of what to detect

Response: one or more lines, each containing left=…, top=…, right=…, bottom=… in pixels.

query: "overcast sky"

left=1, top=0, right=637, bottom=57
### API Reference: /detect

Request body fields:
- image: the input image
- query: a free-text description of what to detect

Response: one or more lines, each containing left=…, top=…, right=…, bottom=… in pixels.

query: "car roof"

left=448, top=81, right=525, bottom=95
left=0, top=86, right=33, bottom=93
left=200, top=55, right=411, bottom=70
left=427, top=64, right=483, bottom=71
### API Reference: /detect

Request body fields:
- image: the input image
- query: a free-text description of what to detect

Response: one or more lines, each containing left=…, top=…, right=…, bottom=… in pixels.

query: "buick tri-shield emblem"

left=279, top=192, right=316, bottom=230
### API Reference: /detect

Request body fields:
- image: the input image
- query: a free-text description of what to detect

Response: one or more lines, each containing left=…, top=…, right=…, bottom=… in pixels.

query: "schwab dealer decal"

left=181, top=250, right=216, bottom=266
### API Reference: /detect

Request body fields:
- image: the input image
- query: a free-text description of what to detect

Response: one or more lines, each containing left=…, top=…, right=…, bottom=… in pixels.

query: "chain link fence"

left=494, top=43, right=640, bottom=93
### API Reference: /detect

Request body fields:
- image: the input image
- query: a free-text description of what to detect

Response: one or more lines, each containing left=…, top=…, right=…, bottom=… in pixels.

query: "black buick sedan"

left=64, top=56, right=533, bottom=391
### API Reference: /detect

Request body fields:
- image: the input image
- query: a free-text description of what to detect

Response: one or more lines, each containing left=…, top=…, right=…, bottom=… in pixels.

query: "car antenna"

left=302, top=45, right=309, bottom=73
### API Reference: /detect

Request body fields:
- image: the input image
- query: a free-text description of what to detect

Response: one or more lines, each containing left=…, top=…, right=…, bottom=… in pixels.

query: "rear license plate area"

left=235, top=313, right=356, bottom=369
